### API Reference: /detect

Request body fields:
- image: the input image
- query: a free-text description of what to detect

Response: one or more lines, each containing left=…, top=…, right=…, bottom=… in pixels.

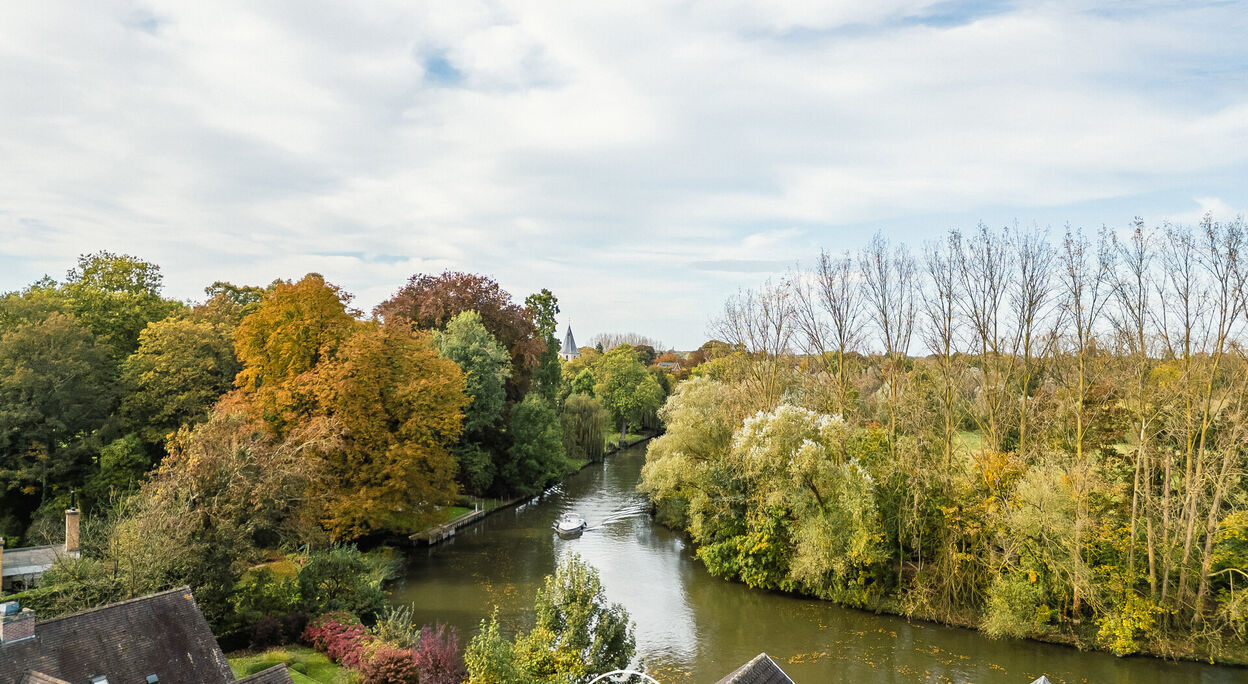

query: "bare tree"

left=952, top=224, right=1016, bottom=453
left=792, top=249, right=864, bottom=418
left=922, top=234, right=962, bottom=468
left=1056, top=226, right=1114, bottom=618
left=711, top=279, right=796, bottom=409
left=1009, top=226, right=1058, bottom=457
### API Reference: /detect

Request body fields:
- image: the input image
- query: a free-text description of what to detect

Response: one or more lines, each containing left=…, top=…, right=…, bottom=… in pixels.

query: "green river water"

left=390, top=443, right=1244, bottom=683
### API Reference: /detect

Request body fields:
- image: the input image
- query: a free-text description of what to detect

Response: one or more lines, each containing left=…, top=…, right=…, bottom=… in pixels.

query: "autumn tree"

left=308, top=322, right=468, bottom=538
left=233, top=274, right=359, bottom=433
left=375, top=272, right=544, bottom=396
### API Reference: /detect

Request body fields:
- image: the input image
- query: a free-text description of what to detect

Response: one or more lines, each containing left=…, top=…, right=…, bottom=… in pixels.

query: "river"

left=390, top=443, right=1243, bottom=683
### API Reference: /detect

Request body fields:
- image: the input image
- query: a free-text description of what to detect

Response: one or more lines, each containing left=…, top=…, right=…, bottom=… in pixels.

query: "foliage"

left=435, top=311, right=511, bottom=436
left=295, top=546, right=395, bottom=621
left=466, top=556, right=635, bottom=684
left=359, top=644, right=419, bottom=684
left=304, top=612, right=373, bottom=668
left=60, top=251, right=183, bottom=357
left=465, top=613, right=524, bottom=684
left=594, top=345, right=664, bottom=438
left=233, top=274, right=359, bottom=433
left=375, top=271, right=544, bottom=396
left=571, top=369, right=596, bottom=397
left=308, top=321, right=467, bottom=538
left=561, top=395, right=609, bottom=463
left=121, top=315, right=240, bottom=447
left=413, top=623, right=466, bottom=684
left=501, top=395, right=566, bottom=496
left=0, top=312, right=114, bottom=530
left=525, top=289, right=562, bottom=402
left=84, top=433, right=150, bottom=504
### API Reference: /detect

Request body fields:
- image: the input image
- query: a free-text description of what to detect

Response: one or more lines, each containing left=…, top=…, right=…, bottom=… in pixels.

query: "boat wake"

left=583, top=501, right=651, bottom=531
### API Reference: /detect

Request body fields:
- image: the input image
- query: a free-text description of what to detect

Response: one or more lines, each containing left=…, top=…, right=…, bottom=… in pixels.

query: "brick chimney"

left=0, top=605, right=34, bottom=644
left=65, top=507, right=80, bottom=556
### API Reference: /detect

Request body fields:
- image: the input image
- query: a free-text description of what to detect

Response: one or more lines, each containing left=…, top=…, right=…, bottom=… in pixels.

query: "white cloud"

left=1, top=0, right=1247, bottom=348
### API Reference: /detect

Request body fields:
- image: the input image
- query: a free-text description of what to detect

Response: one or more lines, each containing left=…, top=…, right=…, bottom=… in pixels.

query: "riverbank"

left=392, top=441, right=1241, bottom=683
left=643, top=503, right=1248, bottom=668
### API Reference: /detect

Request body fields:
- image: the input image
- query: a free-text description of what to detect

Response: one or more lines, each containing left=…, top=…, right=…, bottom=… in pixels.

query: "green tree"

left=61, top=251, right=183, bottom=358
left=500, top=396, right=566, bottom=496
left=465, top=556, right=635, bottom=684
left=84, top=434, right=150, bottom=504
left=121, top=316, right=240, bottom=447
left=561, top=395, right=609, bottom=463
left=571, top=369, right=596, bottom=397
left=465, top=612, right=524, bottom=684
left=0, top=313, right=114, bottom=528
left=0, top=277, right=68, bottom=332
left=594, top=345, right=662, bottom=440
left=525, top=289, right=562, bottom=402
left=434, top=311, right=511, bottom=436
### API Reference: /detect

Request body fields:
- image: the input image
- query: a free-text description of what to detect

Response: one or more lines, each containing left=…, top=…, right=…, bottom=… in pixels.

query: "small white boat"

left=555, top=513, right=588, bottom=536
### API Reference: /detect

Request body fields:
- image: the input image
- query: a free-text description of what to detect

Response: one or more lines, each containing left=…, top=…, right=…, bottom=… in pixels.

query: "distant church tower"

left=559, top=325, right=579, bottom=361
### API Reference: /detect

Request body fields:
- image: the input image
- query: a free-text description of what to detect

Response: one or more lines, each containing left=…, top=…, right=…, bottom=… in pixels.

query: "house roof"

left=0, top=586, right=241, bottom=684
left=714, top=653, right=796, bottom=684
left=2, top=546, right=64, bottom=578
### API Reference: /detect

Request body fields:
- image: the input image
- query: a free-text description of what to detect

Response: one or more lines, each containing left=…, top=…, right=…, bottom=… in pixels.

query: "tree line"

left=0, top=255, right=672, bottom=649
left=642, top=216, right=1248, bottom=661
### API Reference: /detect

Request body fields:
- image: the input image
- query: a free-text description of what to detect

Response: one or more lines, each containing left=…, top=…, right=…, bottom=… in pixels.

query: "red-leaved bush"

left=359, top=644, right=419, bottom=684
left=303, top=612, right=374, bottom=668
left=413, top=622, right=465, bottom=684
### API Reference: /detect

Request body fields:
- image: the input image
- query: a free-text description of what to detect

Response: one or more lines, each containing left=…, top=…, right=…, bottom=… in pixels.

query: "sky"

left=2, top=1, right=1247, bottom=350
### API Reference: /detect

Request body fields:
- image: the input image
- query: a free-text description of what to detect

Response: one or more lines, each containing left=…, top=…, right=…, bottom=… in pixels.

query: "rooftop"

left=0, top=586, right=290, bottom=684
left=714, top=652, right=795, bottom=684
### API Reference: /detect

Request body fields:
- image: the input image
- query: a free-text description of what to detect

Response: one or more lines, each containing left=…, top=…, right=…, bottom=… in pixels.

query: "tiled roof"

left=0, top=586, right=236, bottom=684
left=237, top=665, right=294, bottom=684
left=714, top=653, right=796, bottom=684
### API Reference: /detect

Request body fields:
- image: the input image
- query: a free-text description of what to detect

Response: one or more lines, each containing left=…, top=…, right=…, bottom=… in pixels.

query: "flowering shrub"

left=303, top=612, right=373, bottom=668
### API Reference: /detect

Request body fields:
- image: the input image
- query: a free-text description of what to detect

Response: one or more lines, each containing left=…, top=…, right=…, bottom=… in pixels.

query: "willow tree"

left=561, top=394, right=608, bottom=463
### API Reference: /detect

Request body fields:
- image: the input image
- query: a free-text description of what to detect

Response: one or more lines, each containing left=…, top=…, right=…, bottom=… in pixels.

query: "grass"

left=955, top=430, right=983, bottom=454
left=228, top=645, right=354, bottom=684
left=387, top=504, right=473, bottom=532
left=607, top=432, right=648, bottom=450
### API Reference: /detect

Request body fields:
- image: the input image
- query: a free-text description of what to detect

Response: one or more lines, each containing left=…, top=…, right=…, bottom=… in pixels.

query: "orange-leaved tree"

left=307, top=321, right=468, bottom=538
left=233, top=274, right=360, bottom=433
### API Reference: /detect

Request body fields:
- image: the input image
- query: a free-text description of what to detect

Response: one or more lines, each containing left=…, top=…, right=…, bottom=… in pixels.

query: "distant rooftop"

left=714, top=652, right=795, bottom=684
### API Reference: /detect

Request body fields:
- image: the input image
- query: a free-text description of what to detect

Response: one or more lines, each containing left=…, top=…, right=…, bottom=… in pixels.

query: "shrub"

left=413, top=622, right=465, bottom=684
left=359, top=644, right=419, bottom=684
left=303, top=611, right=373, bottom=668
